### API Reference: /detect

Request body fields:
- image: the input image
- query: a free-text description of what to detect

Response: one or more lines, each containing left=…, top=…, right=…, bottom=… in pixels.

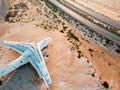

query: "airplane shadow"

left=0, top=63, right=42, bottom=90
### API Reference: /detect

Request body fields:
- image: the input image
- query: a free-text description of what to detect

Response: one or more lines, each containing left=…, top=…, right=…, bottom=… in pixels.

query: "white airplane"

left=0, top=38, right=52, bottom=87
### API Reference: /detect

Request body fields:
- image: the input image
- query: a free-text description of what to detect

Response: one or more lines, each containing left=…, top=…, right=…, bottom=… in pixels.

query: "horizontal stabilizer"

left=38, top=38, right=51, bottom=50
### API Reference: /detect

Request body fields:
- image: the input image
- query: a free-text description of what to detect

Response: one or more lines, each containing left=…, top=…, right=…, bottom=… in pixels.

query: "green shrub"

left=45, top=0, right=58, bottom=12
left=88, top=48, right=94, bottom=52
left=67, top=31, right=79, bottom=42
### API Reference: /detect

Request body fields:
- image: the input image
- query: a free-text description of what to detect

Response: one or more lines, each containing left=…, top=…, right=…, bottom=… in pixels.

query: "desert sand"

left=0, top=22, right=103, bottom=90
left=0, top=0, right=120, bottom=90
left=74, top=0, right=120, bottom=22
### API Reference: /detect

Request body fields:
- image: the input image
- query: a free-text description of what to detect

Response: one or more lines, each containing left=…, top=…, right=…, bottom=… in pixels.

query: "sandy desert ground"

left=74, top=0, right=120, bottom=22
left=0, top=0, right=120, bottom=90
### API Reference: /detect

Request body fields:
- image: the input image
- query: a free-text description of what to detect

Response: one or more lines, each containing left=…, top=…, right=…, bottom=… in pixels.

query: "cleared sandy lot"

left=0, top=0, right=120, bottom=90
left=0, top=22, right=103, bottom=90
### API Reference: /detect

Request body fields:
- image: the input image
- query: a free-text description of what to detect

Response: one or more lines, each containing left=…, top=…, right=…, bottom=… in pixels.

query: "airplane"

left=0, top=38, right=52, bottom=87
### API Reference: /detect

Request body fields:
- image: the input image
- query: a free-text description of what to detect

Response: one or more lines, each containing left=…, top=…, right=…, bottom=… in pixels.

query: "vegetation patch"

left=102, top=81, right=109, bottom=89
left=60, top=30, right=64, bottom=33
left=88, top=48, right=94, bottom=52
left=77, top=50, right=82, bottom=59
left=36, top=23, right=53, bottom=31
left=63, top=26, right=68, bottom=31
left=91, top=73, right=95, bottom=77
left=5, top=2, right=28, bottom=23
left=67, top=30, right=79, bottom=42
left=5, top=11, right=18, bottom=23
left=87, top=60, right=89, bottom=63
left=108, top=63, right=111, bottom=66
left=45, top=0, right=58, bottom=12
left=14, top=2, right=28, bottom=10
left=116, top=49, right=120, bottom=54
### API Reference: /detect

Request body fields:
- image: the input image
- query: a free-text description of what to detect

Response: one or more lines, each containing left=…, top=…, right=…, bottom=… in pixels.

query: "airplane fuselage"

left=0, top=38, right=52, bottom=87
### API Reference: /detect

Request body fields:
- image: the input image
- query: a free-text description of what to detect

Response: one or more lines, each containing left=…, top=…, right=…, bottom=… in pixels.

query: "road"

left=49, top=0, right=120, bottom=45
left=63, top=0, right=120, bottom=30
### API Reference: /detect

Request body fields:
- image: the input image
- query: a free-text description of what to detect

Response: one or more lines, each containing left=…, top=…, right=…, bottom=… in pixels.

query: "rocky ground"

left=0, top=0, right=120, bottom=90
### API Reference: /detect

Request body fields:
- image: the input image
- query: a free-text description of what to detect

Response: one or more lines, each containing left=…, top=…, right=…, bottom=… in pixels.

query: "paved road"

left=0, top=0, right=8, bottom=20
left=63, top=0, right=120, bottom=30
left=49, top=0, right=120, bottom=45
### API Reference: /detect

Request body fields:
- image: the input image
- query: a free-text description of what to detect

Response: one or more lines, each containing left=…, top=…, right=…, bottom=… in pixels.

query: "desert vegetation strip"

left=48, top=0, right=120, bottom=46
left=45, top=0, right=120, bottom=53
left=63, top=0, right=120, bottom=30
left=60, top=0, right=120, bottom=36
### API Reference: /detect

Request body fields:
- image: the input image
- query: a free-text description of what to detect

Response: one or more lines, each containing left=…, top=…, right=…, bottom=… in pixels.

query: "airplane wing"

left=0, top=38, right=51, bottom=54
left=0, top=41, right=28, bottom=54
left=0, top=51, right=29, bottom=76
